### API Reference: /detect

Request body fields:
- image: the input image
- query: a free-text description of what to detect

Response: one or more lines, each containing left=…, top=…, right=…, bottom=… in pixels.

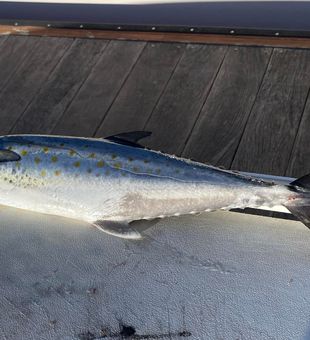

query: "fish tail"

left=285, top=174, right=310, bottom=228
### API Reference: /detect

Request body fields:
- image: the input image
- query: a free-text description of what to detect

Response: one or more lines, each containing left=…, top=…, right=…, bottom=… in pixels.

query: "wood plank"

left=143, top=44, right=228, bottom=155
left=0, top=37, right=73, bottom=135
left=0, top=35, right=8, bottom=48
left=3, top=25, right=310, bottom=49
left=0, top=35, right=40, bottom=94
left=52, top=40, right=146, bottom=137
left=11, top=38, right=108, bottom=134
left=286, top=101, right=310, bottom=178
left=182, top=46, right=272, bottom=168
left=232, top=48, right=310, bottom=176
left=94, top=42, right=185, bottom=137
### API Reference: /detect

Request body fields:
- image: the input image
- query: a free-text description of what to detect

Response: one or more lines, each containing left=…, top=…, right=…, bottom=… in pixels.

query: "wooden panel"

left=11, top=38, right=107, bottom=134
left=0, top=35, right=8, bottom=47
left=232, top=48, right=310, bottom=176
left=286, top=102, right=310, bottom=178
left=3, top=25, right=310, bottom=49
left=0, top=36, right=40, bottom=94
left=182, top=46, right=272, bottom=168
left=95, top=42, right=185, bottom=137
left=143, top=44, right=227, bottom=155
left=52, top=40, right=146, bottom=137
left=0, top=37, right=73, bottom=135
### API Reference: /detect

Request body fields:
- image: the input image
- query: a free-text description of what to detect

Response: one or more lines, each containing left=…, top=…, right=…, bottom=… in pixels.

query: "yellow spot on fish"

left=97, top=160, right=105, bottom=168
left=60, top=143, right=64, bottom=147
left=51, top=156, right=58, bottom=163
left=21, top=150, right=28, bottom=156
left=54, top=170, right=61, bottom=176
left=113, top=162, right=122, bottom=169
left=88, top=153, right=96, bottom=158
left=43, top=147, right=49, bottom=153
left=41, top=170, right=46, bottom=177
left=143, top=160, right=149, bottom=163
left=111, top=154, right=117, bottom=159
left=128, top=157, right=133, bottom=162
left=73, top=161, right=80, bottom=168
left=69, top=150, right=76, bottom=156
left=34, top=157, right=41, bottom=164
left=8, top=146, right=12, bottom=150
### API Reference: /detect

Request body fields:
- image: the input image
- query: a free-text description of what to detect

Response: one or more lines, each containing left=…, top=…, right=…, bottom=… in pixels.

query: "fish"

left=0, top=131, right=309, bottom=239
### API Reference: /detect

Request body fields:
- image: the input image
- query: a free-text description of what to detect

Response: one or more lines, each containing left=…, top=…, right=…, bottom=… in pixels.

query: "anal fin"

left=92, top=218, right=160, bottom=240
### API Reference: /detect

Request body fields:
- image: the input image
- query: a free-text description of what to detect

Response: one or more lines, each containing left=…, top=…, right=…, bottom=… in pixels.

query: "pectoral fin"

left=0, top=149, right=21, bottom=162
left=92, top=218, right=160, bottom=239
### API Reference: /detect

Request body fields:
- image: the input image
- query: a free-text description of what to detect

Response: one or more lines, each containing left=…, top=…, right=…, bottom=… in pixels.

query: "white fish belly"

left=0, top=172, right=291, bottom=223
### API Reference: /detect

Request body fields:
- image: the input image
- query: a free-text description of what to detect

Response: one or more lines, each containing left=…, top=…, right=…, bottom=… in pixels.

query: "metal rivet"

left=117, top=26, right=121, bottom=30
left=80, top=25, right=84, bottom=29
left=275, top=32, right=280, bottom=36
left=47, top=24, right=51, bottom=28
left=230, top=30, right=235, bottom=34
left=151, top=27, right=156, bottom=31
left=190, top=28, right=194, bottom=32
left=14, top=22, right=18, bottom=26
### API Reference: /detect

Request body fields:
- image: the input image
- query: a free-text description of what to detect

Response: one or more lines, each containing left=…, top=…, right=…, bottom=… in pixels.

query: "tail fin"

left=285, top=174, right=310, bottom=228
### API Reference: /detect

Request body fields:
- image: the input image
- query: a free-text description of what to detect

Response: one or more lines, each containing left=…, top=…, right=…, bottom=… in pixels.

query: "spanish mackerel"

left=0, top=132, right=309, bottom=239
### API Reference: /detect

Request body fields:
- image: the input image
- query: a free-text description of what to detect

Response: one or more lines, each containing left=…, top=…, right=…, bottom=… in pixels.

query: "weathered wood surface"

left=143, top=44, right=227, bottom=155
left=53, top=40, right=146, bottom=137
left=95, top=42, right=185, bottom=137
left=11, top=39, right=106, bottom=134
left=182, top=46, right=272, bottom=168
left=0, top=36, right=310, bottom=177
left=232, top=48, right=310, bottom=176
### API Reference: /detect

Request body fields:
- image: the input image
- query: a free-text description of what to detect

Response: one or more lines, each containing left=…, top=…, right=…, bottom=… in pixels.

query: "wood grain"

left=52, top=40, right=146, bottom=137
left=182, top=46, right=272, bottom=168
left=0, top=36, right=40, bottom=95
left=11, top=38, right=107, bottom=134
left=2, top=25, right=310, bottom=49
left=232, top=48, right=310, bottom=176
left=286, top=100, right=310, bottom=178
left=0, top=37, right=73, bottom=135
left=95, top=42, right=185, bottom=137
left=143, top=44, right=227, bottom=155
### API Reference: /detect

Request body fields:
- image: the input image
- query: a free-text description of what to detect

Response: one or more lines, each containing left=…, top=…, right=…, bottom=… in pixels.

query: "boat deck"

left=0, top=35, right=309, bottom=177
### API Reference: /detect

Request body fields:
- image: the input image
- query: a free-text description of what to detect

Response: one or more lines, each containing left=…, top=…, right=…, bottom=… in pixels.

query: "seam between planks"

left=0, top=36, right=41, bottom=97
left=0, top=35, right=8, bottom=47
left=51, top=39, right=111, bottom=135
left=142, top=44, right=187, bottom=131
left=284, top=81, right=310, bottom=176
left=229, top=47, right=275, bottom=169
left=92, top=41, right=147, bottom=137
left=180, top=45, right=229, bottom=156
left=8, top=37, right=76, bottom=134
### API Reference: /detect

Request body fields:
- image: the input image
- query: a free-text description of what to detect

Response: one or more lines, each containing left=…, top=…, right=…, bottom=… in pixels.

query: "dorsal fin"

left=104, top=131, right=152, bottom=148
left=0, top=149, right=21, bottom=162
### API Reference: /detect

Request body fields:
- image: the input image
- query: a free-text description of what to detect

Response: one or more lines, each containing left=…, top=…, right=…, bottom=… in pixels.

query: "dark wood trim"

left=1, top=25, right=310, bottom=49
